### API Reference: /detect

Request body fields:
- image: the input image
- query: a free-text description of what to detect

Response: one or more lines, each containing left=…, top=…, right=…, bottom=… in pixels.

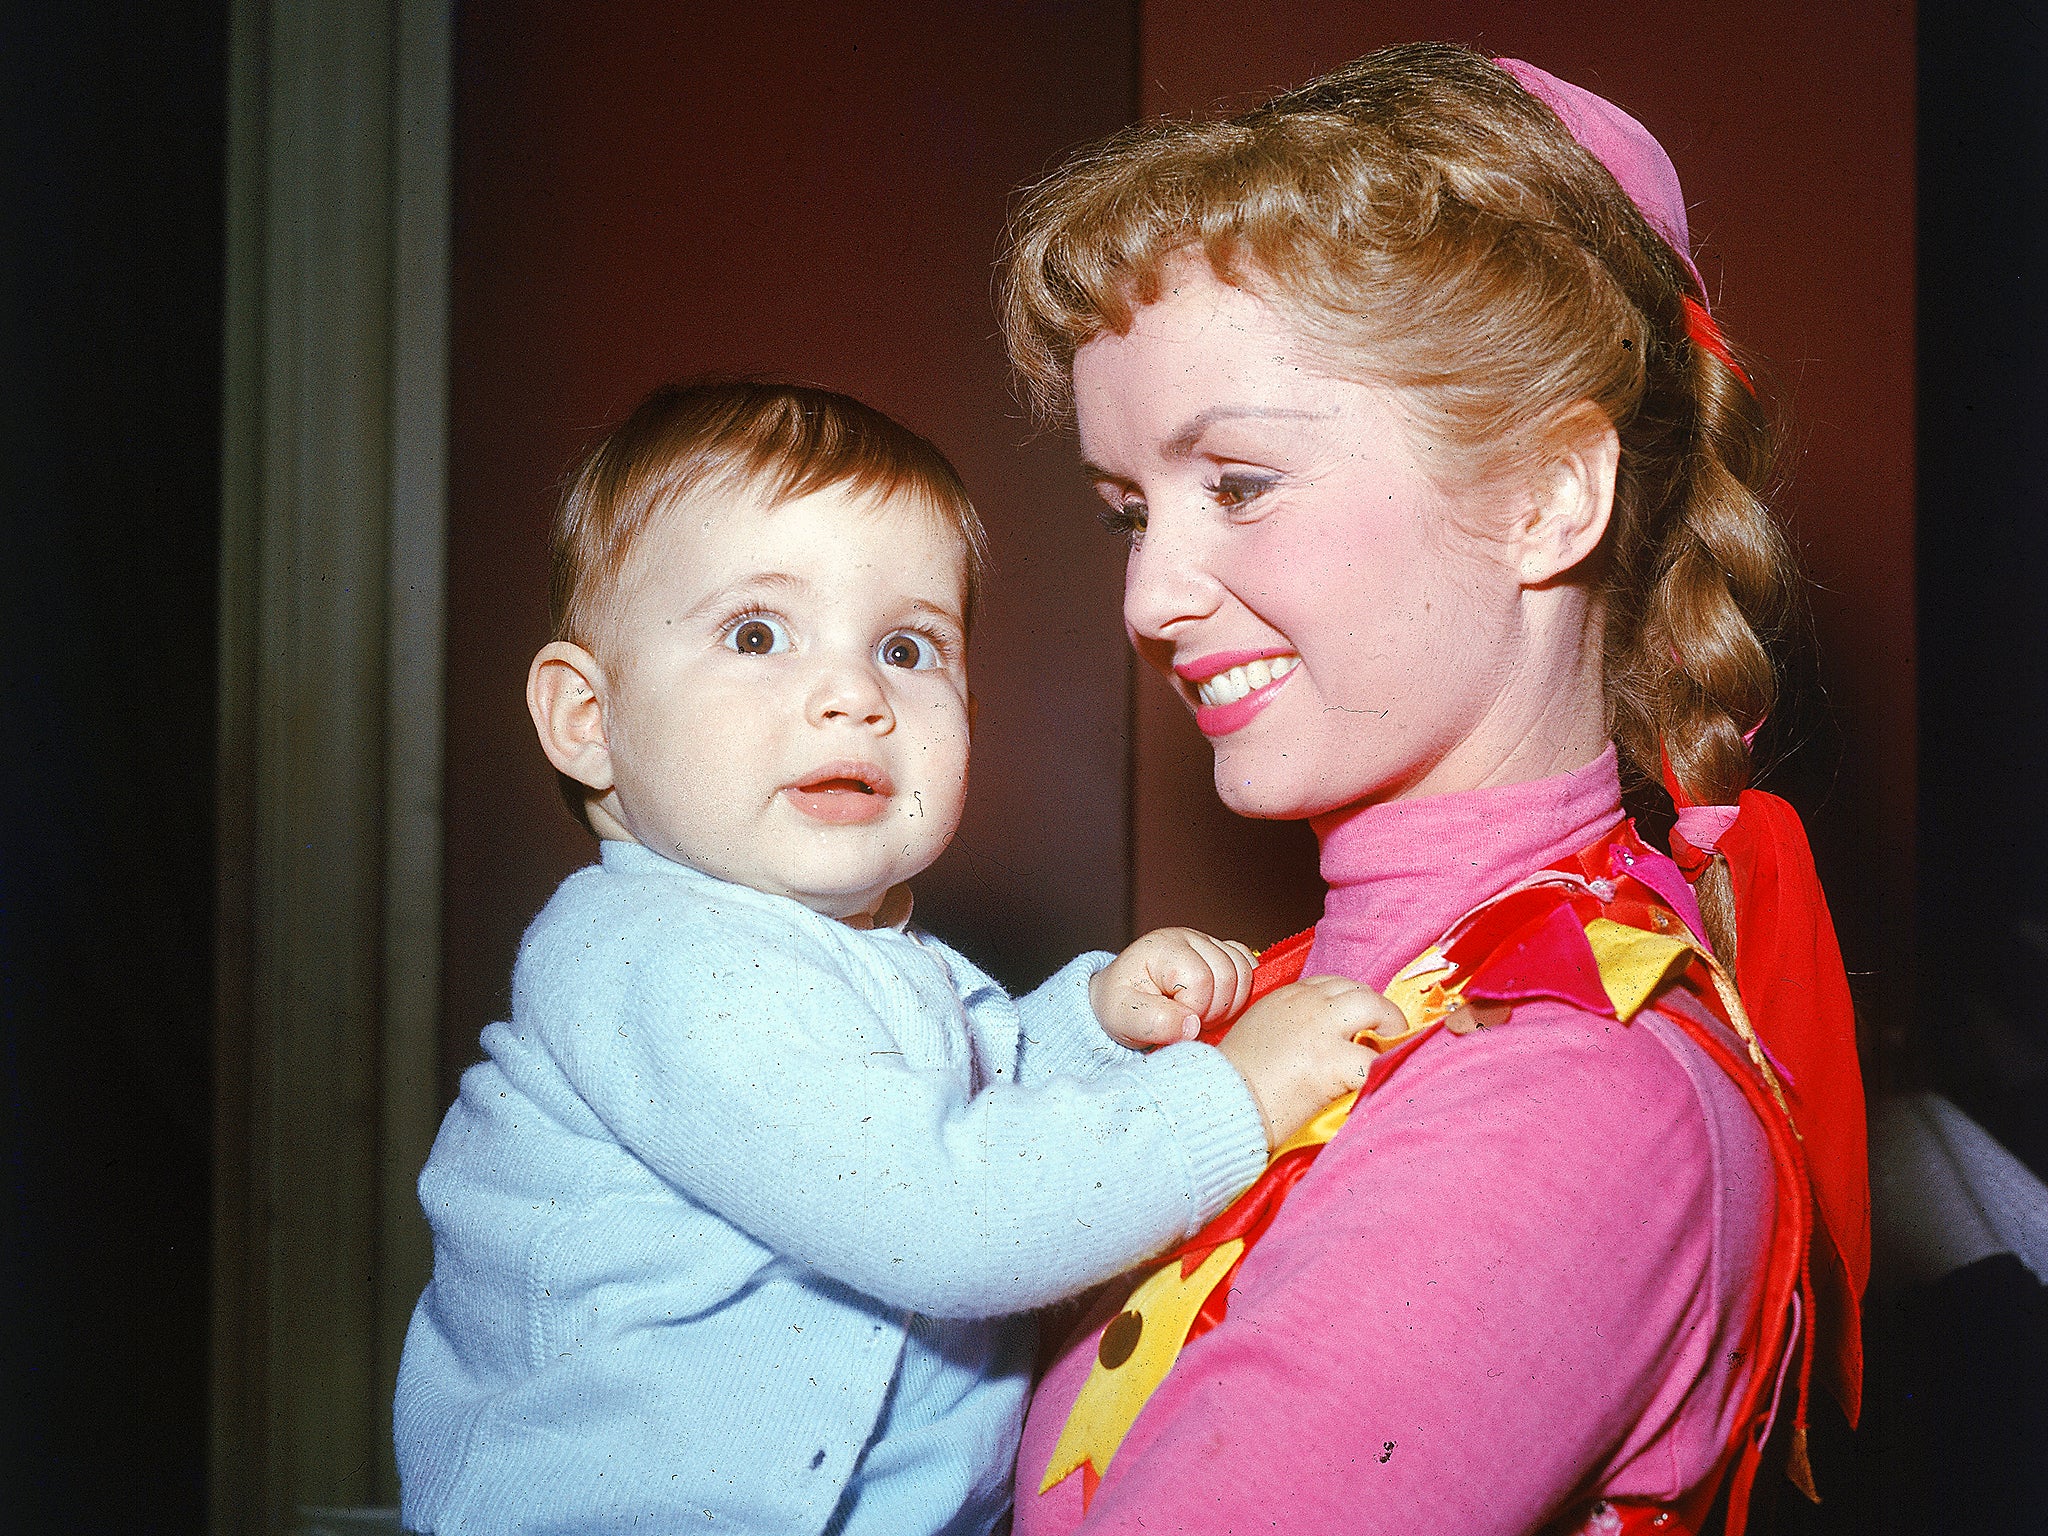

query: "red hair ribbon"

left=1682, top=295, right=1756, bottom=396
left=1660, top=744, right=1869, bottom=1431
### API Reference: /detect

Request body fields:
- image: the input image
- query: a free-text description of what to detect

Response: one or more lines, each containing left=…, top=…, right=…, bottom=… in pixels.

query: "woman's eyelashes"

left=1210, top=471, right=1278, bottom=512
left=1097, top=497, right=1146, bottom=540
left=1094, top=472, right=1277, bottom=541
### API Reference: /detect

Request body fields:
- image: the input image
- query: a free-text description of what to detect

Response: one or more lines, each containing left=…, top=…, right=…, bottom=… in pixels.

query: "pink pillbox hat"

left=1493, top=57, right=1705, bottom=297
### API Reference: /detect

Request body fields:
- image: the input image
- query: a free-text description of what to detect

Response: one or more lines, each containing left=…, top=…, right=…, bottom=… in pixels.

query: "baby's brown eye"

left=725, top=616, right=789, bottom=656
left=877, top=631, right=937, bottom=670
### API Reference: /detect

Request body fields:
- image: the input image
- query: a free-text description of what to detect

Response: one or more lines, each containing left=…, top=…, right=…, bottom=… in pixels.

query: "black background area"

left=2, top=0, right=227, bottom=1527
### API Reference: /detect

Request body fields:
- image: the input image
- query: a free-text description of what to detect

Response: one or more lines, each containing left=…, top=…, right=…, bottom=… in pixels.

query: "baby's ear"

left=528, top=641, right=615, bottom=792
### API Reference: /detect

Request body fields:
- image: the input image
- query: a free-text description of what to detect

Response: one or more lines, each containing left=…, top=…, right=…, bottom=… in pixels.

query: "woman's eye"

left=1211, top=474, right=1275, bottom=511
left=1097, top=499, right=1147, bottom=540
left=877, top=630, right=940, bottom=670
left=724, top=615, right=790, bottom=656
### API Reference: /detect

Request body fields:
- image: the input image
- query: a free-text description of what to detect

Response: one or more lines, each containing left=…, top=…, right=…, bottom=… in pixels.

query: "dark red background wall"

left=444, top=3, right=1142, bottom=1074
left=445, top=2, right=1916, bottom=1081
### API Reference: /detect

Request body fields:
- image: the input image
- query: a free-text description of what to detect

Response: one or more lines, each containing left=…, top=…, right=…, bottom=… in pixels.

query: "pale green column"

left=213, top=0, right=449, bottom=1527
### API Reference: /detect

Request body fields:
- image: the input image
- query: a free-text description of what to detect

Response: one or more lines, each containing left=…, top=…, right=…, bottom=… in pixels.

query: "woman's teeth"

left=1196, top=654, right=1299, bottom=708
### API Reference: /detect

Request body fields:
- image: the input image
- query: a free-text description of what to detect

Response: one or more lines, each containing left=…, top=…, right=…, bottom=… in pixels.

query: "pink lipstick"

left=1174, top=648, right=1297, bottom=684
left=1176, top=648, right=1302, bottom=737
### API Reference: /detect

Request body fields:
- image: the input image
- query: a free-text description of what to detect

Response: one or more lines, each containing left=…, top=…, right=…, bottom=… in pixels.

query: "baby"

left=394, top=381, right=1385, bottom=1534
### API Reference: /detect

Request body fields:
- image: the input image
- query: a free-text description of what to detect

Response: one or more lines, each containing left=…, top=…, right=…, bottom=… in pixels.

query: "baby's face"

left=596, top=485, right=972, bottom=920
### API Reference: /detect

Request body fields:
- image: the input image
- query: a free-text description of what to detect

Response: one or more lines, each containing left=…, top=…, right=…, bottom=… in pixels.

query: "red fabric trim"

left=1654, top=974, right=1815, bottom=1536
left=1682, top=294, right=1757, bottom=395
left=1540, top=1499, right=1697, bottom=1536
left=1711, top=790, right=1869, bottom=1423
left=1659, top=735, right=1867, bottom=1426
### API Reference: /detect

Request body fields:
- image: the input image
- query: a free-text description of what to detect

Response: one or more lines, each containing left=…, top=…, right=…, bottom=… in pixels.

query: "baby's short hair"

left=545, top=379, right=989, bottom=829
left=550, top=379, right=988, bottom=656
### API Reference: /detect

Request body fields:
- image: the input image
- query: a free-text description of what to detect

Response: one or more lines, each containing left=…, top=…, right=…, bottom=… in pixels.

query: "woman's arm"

left=1021, top=1001, right=1773, bottom=1534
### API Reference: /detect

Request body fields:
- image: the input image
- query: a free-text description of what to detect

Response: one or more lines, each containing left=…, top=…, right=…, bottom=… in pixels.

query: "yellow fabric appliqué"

left=1039, top=1239, right=1247, bottom=1494
left=1581, top=918, right=1693, bottom=1021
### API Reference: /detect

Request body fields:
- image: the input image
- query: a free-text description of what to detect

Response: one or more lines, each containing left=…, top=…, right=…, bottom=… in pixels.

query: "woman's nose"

left=1121, top=506, right=1222, bottom=645
left=806, top=655, right=895, bottom=730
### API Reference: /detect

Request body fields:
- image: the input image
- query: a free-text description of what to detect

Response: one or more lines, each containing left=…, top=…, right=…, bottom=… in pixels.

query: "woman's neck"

left=1300, top=744, right=1625, bottom=990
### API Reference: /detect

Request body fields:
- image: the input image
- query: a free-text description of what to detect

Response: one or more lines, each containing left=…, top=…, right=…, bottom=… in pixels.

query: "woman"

left=997, top=45, right=1868, bottom=1535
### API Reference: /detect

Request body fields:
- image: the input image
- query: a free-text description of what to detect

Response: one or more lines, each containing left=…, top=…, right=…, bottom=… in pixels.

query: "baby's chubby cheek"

left=908, top=754, right=970, bottom=835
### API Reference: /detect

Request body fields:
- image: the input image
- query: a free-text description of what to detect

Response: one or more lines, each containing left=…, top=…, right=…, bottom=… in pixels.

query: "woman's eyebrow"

left=1078, top=406, right=1333, bottom=483
left=1161, top=405, right=1332, bottom=458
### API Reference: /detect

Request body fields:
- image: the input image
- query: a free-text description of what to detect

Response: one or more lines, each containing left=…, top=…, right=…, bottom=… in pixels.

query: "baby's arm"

left=539, top=911, right=1367, bottom=1320
left=1005, top=927, right=1258, bottom=1087
left=1022, top=930, right=1402, bottom=1147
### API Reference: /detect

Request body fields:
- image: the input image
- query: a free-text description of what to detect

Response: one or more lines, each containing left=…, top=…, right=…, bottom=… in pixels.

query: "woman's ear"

left=528, top=641, right=616, bottom=792
left=1515, top=403, right=1619, bottom=586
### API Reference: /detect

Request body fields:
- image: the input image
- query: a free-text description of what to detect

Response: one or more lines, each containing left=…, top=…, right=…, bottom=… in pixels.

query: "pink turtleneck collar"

left=1301, top=745, right=1628, bottom=991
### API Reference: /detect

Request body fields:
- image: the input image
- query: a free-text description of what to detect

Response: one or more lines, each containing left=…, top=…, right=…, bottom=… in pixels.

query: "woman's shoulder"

left=1335, top=991, right=1773, bottom=1224
left=1258, top=992, right=1774, bottom=1426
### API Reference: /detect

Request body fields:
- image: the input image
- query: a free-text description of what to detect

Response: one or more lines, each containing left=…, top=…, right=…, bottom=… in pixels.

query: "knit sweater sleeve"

left=1012, top=950, right=1154, bottom=1084
left=524, top=898, right=1265, bottom=1320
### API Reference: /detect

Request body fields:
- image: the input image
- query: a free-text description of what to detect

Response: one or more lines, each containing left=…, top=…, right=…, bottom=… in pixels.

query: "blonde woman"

left=999, top=45, right=1867, bottom=1536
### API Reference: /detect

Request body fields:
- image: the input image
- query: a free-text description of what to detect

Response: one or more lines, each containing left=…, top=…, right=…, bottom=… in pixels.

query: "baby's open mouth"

left=785, top=764, right=895, bottom=824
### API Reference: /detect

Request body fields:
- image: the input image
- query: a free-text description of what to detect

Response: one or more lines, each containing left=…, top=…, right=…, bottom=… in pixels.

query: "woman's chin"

left=1211, top=765, right=1333, bottom=821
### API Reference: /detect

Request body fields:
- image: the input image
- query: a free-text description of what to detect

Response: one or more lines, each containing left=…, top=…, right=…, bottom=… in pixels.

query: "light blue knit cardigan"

left=395, top=841, right=1265, bottom=1534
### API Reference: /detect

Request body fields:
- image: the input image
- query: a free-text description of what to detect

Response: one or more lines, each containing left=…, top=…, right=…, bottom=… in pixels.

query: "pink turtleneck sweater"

left=1016, top=750, right=1774, bottom=1535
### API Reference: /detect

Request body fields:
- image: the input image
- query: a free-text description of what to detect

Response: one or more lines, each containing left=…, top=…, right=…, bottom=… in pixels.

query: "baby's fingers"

left=1102, top=988, right=1201, bottom=1047
left=1133, top=927, right=1240, bottom=1022
left=1288, top=1000, right=1380, bottom=1096
left=1171, top=931, right=1257, bottom=1024
left=1211, top=938, right=1257, bottom=1022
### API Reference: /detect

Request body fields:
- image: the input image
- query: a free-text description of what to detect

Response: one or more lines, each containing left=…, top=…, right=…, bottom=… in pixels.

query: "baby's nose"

left=807, top=659, right=893, bottom=727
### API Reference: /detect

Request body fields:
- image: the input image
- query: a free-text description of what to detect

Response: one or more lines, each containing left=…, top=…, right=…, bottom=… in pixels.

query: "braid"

left=1604, top=295, right=1801, bottom=960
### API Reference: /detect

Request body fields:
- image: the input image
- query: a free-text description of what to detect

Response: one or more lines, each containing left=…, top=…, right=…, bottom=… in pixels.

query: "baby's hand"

left=1216, top=977, right=1398, bottom=1149
left=1089, top=927, right=1257, bottom=1048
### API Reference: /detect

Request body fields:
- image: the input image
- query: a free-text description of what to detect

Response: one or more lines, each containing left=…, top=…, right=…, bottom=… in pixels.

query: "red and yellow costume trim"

left=1041, top=813, right=1866, bottom=1536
